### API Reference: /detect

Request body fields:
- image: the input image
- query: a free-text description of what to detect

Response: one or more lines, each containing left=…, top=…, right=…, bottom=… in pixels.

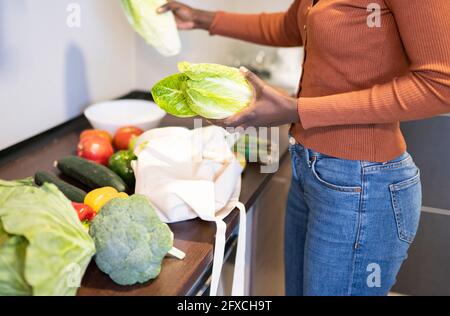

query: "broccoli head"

left=89, top=194, right=173, bottom=286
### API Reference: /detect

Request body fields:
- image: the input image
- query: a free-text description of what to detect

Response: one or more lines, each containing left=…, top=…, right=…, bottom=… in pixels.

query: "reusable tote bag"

left=132, top=126, right=246, bottom=296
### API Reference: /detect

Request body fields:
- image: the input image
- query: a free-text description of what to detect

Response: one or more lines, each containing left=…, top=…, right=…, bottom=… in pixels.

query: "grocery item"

left=113, top=126, right=144, bottom=150
left=77, top=136, right=114, bottom=166
left=121, top=0, right=181, bottom=57
left=152, top=62, right=252, bottom=119
left=89, top=195, right=173, bottom=285
left=71, top=202, right=97, bottom=222
left=151, top=74, right=196, bottom=118
left=84, top=187, right=129, bottom=213
left=0, top=179, right=95, bottom=296
left=108, top=150, right=137, bottom=188
left=80, top=129, right=112, bottom=143
left=56, top=156, right=128, bottom=192
left=34, top=171, right=87, bottom=203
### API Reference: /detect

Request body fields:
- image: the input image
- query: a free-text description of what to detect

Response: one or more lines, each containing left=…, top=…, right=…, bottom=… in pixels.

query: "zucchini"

left=56, top=156, right=128, bottom=192
left=34, top=171, right=87, bottom=203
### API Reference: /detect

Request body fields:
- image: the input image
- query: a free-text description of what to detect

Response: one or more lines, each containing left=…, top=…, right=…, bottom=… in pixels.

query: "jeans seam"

left=348, top=162, right=366, bottom=295
left=363, top=156, right=412, bottom=173
left=389, top=170, right=421, bottom=244
left=354, top=164, right=365, bottom=249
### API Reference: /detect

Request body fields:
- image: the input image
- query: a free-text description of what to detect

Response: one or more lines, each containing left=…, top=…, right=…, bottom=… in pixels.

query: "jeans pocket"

left=310, top=157, right=362, bottom=193
left=389, top=171, right=422, bottom=244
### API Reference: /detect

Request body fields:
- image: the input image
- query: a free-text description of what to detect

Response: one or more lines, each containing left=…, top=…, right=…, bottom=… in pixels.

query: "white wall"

left=134, top=0, right=298, bottom=90
left=0, top=0, right=298, bottom=150
left=0, top=0, right=135, bottom=150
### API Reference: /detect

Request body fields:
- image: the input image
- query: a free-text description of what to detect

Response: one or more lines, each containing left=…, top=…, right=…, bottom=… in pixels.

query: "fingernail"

left=157, top=7, right=163, bottom=13
left=239, top=66, right=249, bottom=74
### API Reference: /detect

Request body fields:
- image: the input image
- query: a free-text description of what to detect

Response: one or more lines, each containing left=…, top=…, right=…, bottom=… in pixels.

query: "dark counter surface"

left=0, top=95, right=290, bottom=296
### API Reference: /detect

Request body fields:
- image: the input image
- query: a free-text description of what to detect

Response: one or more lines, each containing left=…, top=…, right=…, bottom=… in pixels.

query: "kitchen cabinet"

left=218, top=155, right=291, bottom=296
left=392, top=117, right=450, bottom=295
left=248, top=158, right=291, bottom=295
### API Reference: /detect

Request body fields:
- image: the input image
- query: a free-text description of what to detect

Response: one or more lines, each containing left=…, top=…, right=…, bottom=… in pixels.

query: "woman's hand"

left=157, top=1, right=215, bottom=31
left=212, top=68, right=300, bottom=129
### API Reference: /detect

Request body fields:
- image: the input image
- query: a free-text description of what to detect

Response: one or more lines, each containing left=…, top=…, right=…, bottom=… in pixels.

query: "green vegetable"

left=34, top=171, right=87, bottom=203
left=152, top=74, right=196, bottom=118
left=56, top=156, right=128, bottom=193
left=152, top=62, right=253, bottom=119
left=0, top=179, right=96, bottom=296
left=108, top=151, right=137, bottom=188
left=121, top=0, right=181, bottom=57
left=232, top=135, right=272, bottom=164
left=0, top=223, right=31, bottom=296
left=90, top=195, right=173, bottom=286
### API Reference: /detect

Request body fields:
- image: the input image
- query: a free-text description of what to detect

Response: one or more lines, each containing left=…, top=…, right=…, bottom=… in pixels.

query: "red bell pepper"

left=71, top=202, right=96, bottom=222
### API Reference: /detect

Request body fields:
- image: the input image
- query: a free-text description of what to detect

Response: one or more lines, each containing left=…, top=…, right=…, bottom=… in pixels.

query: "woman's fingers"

left=240, top=67, right=265, bottom=98
left=157, top=1, right=178, bottom=14
left=222, top=110, right=253, bottom=129
left=208, top=110, right=250, bottom=129
left=175, top=18, right=195, bottom=30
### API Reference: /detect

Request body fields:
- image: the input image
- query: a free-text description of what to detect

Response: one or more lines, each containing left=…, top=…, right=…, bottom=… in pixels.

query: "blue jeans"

left=285, top=139, right=422, bottom=296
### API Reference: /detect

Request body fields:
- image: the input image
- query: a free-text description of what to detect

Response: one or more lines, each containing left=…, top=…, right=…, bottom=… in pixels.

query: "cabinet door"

left=392, top=118, right=450, bottom=295
left=249, top=159, right=292, bottom=296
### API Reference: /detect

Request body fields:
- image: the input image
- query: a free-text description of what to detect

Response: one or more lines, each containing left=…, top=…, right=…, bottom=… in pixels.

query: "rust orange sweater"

left=210, top=0, right=450, bottom=162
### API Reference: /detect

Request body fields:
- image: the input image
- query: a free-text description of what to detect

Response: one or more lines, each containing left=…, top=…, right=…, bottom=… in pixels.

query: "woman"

left=159, top=1, right=450, bottom=296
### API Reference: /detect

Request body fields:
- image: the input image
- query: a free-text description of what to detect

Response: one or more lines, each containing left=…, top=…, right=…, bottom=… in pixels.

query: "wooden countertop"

left=0, top=98, right=290, bottom=296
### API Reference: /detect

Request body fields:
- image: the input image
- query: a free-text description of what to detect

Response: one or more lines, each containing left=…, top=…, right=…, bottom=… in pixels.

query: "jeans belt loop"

left=304, top=148, right=311, bottom=167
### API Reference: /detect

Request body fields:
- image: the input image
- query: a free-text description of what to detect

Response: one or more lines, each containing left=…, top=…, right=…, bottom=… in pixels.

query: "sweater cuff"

left=298, top=97, right=336, bottom=130
left=209, top=11, right=226, bottom=36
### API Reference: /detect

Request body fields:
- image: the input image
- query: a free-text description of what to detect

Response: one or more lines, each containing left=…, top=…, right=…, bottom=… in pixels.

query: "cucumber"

left=56, top=156, right=128, bottom=192
left=34, top=171, right=87, bottom=203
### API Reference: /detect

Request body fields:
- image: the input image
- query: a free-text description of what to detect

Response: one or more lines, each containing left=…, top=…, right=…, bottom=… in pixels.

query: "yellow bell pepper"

left=84, top=187, right=129, bottom=213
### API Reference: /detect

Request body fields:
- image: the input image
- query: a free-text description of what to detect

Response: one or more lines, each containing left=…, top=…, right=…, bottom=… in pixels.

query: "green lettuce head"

left=121, top=0, right=181, bottom=57
left=0, top=179, right=95, bottom=296
left=152, top=62, right=253, bottom=120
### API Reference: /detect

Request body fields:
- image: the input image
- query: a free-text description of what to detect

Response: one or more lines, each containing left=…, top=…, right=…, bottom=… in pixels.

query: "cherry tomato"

left=113, top=126, right=144, bottom=150
left=71, top=202, right=96, bottom=222
left=77, top=136, right=114, bottom=165
left=80, top=129, right=112, bottom=143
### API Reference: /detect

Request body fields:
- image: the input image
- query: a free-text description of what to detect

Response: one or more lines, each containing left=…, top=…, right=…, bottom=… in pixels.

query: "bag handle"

left=209, top=202, right=247, bottom=296
left=231, top=202, right=246, bottom=296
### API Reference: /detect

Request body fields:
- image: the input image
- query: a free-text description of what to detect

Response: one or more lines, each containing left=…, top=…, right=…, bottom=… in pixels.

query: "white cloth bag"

left=132, top=126, right=246, bottom=296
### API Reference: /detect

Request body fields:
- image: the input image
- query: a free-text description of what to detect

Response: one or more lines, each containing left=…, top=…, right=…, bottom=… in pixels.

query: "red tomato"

left=113, top=126, right=144, bottom=150
left=80, top=129, right=112, bottom=143
left=77, top=136, right=114, bottom=165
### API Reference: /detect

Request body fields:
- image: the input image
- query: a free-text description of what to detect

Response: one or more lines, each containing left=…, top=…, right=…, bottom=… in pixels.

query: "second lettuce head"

left=152, top=62, right=253, bottom=120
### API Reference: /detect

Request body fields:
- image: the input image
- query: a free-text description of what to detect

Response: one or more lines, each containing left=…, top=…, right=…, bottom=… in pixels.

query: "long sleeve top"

left=210, top=0, right=450, bottom=162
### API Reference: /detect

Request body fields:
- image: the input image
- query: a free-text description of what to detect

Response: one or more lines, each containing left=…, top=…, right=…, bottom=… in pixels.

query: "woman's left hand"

left=211, top=67, right=300, bottom=129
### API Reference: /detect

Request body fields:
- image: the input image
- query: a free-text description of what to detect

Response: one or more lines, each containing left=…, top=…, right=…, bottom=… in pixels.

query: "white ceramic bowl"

left=84, top=100, right=166, bottom=134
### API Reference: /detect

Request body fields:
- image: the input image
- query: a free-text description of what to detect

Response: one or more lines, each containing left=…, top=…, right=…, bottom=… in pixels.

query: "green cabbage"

left=121, top=0, right=181, bottom=57
left=0, top=179, right=96, bottom=296
left=152, top=62, right=253, bottom=119
left=0, top=223, right=30, bottom=296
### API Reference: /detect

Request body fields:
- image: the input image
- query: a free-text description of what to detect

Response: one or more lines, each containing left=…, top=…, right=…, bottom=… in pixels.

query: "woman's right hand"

left=157, top=1, right=215, bottom=31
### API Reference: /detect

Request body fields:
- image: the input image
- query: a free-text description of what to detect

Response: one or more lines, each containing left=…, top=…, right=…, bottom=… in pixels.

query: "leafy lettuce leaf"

left=121, top=0, right=181, bottom=57
left=0, top=180, right=96, bottom=296
left=0, top=222, right=31, bottom=296
left=151, top=73, right=196, bottom=118
left=152, top=62, right=253, bottom=119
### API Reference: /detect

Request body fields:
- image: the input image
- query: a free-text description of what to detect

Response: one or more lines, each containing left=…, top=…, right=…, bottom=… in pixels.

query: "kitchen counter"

left=0, top=92, right=290, bottom=296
